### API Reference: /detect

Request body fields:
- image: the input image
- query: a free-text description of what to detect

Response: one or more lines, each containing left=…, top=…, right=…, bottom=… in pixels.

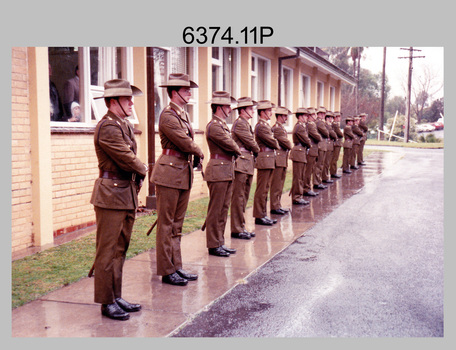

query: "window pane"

left=153, top=48, right=168, bottom=126
left=48, top=47, right=80, bottom=122
left=212, top=47, right=219, bottom=60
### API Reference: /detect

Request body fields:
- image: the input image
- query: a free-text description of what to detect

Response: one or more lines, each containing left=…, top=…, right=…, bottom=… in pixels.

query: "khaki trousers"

left=230, top=171, right=253, bottom=233
left=358, top=139, right=366, bottom=162
left=291, top=161, right=306, bottom=201
left=350, top=144, right=359, bottom=166
left=330, top=145, right=341, bottom=175
left=206, top=181, right=233, bottom=248
left=270, top=166, right=287, bottom=210
left=93, top=206, right=135, bottom=305
left=314, top=149, right=326, bottom=185
left=155, top=184, right=190, bottom=276
left=343, top=147, right=352, bottom=171
left=322, top=149, right=333, bottom=181
left=253, top=168, right=273, bottom=218
left=304, top=155, right=316, bottom=193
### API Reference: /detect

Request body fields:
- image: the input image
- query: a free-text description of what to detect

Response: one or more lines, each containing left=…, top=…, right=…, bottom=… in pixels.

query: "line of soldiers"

left=90, top=74, right=368, bottom=321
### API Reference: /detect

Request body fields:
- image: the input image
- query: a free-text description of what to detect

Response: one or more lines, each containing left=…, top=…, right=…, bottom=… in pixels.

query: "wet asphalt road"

left=173, top=147, right=444, bottom=337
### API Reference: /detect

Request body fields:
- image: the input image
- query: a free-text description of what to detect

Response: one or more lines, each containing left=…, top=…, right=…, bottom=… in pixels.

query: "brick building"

left=11, top=46, right=355, bottom=256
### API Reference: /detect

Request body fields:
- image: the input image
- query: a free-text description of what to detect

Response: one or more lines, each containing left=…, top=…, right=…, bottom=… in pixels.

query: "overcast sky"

left=361, top=47, right=444, bottom=101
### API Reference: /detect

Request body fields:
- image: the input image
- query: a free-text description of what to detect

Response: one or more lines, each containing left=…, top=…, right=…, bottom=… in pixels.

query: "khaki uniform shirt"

left=204, top=115, right=241, bottom=182
left=306, top=120, right=322, bottom=157
left=272, top=121, right=292, bottom=168
left=290, top=121, right=311, bottom=163
left=91, top=111, right=147, bottom=210
left=231, top=117, right=260, bottom=175
left=151, top=102, right=203, bottom=190
left=254, top=119, right=279, bottom=170
left=343, top=125, right=355, bottom=148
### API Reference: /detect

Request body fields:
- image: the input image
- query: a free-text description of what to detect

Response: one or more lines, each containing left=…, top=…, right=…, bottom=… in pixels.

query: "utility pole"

left=379, top=47, right=386, bottom=140
left=399, top=47, right=425, bottom=142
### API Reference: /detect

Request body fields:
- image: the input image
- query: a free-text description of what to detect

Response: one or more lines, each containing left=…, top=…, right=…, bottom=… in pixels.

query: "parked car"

left=416, top=123, right=436, bottom=133
left=433, top=121, right=444, bottom=130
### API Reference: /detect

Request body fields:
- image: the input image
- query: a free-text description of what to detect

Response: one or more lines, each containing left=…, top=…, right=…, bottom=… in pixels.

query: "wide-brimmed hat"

left=334, top=111, right=341, bottom=117
left=159, top=73, right=198, bottom=88
left=233, top=96, right=257, bottom=109
left=208, top=91, right=236, bottom=105
left=95, top=79, right=143, bottom=99
left=345, top=117, right=354, bottom=123
left=316, top=106, right=326, bottom=114
left=307, top=107, right=316, bottom=114
left=295, top=107, right=309, bottom=116
left=325, top=111, right=334, bottom=118
left=257, top=100, right=276, bottom=110
left=359, top=113, right=368, bottom=117
left=275, top=106, right=292, bottom=116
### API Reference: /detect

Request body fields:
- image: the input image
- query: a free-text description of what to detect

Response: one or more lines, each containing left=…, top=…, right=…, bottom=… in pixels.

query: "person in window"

left=151, top=73, right=203, bottom=286
left=49, top=64, right=63, bottom=121
left=63, top=65, right=80, bottom=119
left=89, top=79, right=148, bottom=321
left=203, top=91, right=241, bottom=257
left=68, top=101, right=81, bottom=122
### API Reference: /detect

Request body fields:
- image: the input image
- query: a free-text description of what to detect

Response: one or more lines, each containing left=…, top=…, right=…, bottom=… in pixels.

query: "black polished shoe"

left=323, top=179, right=334, bottom=184
left=244, top=229, right=255, bottom=237
left=270, top=209, right=286, bottom=215
left=314, top=184, right=326, bottom=190
left=331, top=174, right=342, bottom=178
left=343, top=170, right=352, bottom=174
left=350, top=165, right=359, bottom=170
left=222, top=245, right=236, bottom=254
left=115, top=298, right=141, bottom=312
left=358, top=161, right=366, bottom=166
left=162, top=272, right=188, bottom=286
left=293, top=199, right=310, bottom=205
left=101, top=303, right=130, bottom=321
left=304, top=191, right=318, bottom=197
left=209, top=246, right=230, bottom=257
left=231, top=231, right=251, bottom=240
left=280, top=207, right=290, bottom=213
left=176, top=269, right=198, bottom=281
left=255, top=217, right=273, bottom=226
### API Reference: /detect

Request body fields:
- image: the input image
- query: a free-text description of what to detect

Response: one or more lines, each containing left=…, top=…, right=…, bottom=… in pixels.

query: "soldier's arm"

left=98, top=122, right=147, bottom=176
left=208, top=122, right=241, bottom=156
left=273, top=127, right=292, bottom=150
left=234, top=121, right=260, bottom=153
left=257, top=124, right=280, bottom=149
left=160, top=113, right=203, bottom=157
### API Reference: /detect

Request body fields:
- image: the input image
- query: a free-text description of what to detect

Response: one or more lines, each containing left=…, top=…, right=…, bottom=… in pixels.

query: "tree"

left=411, top=64, right=443, bottom=123
left=422, top=97, right=444, bottom=123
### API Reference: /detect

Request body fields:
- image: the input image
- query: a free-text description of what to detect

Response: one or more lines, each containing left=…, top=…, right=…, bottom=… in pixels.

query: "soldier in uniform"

left=330, top=111, right=343, bottom=179
left=253, top=100, right=279, bottom=226
left=351, top=116, right=363, bottom=170
left=90, top=79, right=148, bottom=320
left=358, top=113, right=368, bottom=165
left=204, top=91, right=242, bottom=257
left=290, top=107, right=311, bottom=205
left=151, top=73, right=204, bottom=286
left=314, top=106, right=329, bottom=190
left=322, top=111, right=337, bottom=184
left=342, top=117, right=355, bottom=174
left=270, top=107, right=293, bottom=215
left=230, top=97, right=260, bottom=240
left=304, top=107, right=321, bottom=197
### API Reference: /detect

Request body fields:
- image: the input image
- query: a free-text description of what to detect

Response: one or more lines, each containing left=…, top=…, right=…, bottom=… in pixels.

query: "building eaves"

left=294, top=47, right=356, bottom=86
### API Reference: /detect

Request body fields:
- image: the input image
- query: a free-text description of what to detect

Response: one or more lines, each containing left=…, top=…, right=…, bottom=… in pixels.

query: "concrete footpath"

left=12, top=147, right=406, bottom=337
